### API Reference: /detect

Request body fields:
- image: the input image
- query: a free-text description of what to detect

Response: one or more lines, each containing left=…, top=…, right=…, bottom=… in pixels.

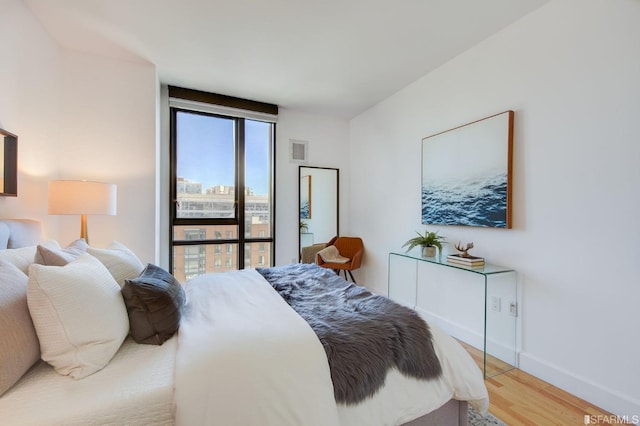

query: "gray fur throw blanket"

left=256, top=264, right=442, bottom=404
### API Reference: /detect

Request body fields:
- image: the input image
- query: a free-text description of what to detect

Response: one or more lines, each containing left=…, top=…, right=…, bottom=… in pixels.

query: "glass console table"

left=388, top=249, right=517, bottom=378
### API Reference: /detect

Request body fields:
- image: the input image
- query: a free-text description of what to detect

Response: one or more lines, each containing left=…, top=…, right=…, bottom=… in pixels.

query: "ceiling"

left=25, top=0, right=548, bottom=119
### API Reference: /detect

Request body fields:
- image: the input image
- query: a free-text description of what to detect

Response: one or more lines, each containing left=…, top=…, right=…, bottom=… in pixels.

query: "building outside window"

left=175, top=228, right=206, bottom=281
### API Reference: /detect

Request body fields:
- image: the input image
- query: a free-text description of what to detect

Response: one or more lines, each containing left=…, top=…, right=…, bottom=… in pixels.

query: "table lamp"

left=48, top=180, right=117, bottom=244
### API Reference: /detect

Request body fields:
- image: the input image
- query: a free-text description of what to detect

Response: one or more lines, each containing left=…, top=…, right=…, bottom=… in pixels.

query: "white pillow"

left=87, top=241, right=144, bottom=287
left=0, top=240, right=61, bottom=274
left=27, top=253, right=129, bottom=379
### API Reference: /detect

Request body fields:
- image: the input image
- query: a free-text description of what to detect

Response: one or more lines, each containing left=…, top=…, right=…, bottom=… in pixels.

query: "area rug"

left=468, top=406, right=507, bottom=426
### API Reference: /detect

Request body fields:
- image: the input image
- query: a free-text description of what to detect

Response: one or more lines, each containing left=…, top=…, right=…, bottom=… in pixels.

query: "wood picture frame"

left=300, top=174, right=311, bottom=219
left=421, top=111, right=514, bottom=228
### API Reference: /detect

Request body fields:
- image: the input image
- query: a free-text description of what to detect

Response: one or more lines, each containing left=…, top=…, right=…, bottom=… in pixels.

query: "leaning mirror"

left=299, top=166, right=339, bottom=260
left=0, top=128, right=18, bottom=197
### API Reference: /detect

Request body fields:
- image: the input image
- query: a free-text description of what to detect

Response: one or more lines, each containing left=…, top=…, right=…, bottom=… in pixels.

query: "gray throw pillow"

left=122, top=264, right=185, bottom=345
left=35, top=239, right=89, bottom=266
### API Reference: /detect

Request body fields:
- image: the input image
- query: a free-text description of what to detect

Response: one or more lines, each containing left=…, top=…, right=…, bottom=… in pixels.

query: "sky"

left=176, top=111, right=271, bottom=195
left=422, top=112, right=510, bottom=185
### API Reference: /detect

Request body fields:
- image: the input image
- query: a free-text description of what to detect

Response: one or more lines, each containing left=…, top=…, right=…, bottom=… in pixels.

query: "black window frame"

left=168, top=86, right=277, bottom=274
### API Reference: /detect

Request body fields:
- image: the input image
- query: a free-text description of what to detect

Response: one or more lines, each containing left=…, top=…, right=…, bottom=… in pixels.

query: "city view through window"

left=171, top=110, right=274, bottom=282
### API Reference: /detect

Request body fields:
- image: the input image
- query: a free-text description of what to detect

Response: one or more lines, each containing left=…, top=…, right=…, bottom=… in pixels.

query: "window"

left=169, top=87, right=277, bottom=281
left=175, top=228, right=207, bottom=280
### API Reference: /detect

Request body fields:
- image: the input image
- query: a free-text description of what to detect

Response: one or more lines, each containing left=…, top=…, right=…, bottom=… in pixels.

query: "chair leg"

left=331, top=269, right=357, bottom=284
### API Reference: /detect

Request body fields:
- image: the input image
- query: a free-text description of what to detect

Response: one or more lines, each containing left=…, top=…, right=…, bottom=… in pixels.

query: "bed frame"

left=404, top=399, right=469, bottom=426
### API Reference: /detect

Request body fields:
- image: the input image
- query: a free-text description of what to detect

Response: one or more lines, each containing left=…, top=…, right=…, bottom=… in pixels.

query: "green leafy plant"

left=402, top=230, right=445, bottom=252
left=300, top=220, right=309, bottom=232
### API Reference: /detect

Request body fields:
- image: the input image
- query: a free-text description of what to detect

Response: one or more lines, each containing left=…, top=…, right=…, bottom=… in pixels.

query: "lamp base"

left=80, top=214, right=89, bottom=244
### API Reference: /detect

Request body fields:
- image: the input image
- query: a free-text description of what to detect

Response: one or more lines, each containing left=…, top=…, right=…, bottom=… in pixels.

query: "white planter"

left=422, top=246, right=436, bottom=257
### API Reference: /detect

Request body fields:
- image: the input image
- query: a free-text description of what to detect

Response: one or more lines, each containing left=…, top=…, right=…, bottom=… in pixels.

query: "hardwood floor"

left=459, top=341, right=632, bottom=425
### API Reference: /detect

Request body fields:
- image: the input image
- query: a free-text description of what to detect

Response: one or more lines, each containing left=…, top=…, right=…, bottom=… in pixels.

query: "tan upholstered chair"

left=316, top=237, right=364, bottom=283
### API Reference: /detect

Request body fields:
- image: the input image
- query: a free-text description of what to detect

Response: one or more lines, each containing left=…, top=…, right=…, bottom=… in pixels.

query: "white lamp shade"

left=48, top=180, right=117, bottom=215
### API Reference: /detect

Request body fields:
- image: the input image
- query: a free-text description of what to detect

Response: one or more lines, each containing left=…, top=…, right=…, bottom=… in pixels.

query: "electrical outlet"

left=509, top=302, right=518, bottom=317
left=491, top=296, right=501, bottom=312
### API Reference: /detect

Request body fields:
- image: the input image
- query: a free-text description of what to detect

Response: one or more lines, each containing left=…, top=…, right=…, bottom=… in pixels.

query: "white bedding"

left=337, top=324, right=489, bottom=425
left=0, top=336, right=177, bottom=425
left=1, top=267, right=487, bottom=426
left=175, top=268, right=488, bottom=426
left=174, top=269, right=341, bottom=426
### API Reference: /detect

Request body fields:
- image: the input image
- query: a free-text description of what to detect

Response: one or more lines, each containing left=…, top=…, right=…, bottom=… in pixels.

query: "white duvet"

left=0, top=268, right=487, bottom=426
left=174, top=269, right=341, bottom=426
left=175, top=268, right=488, bottom=426
left=0, top=336, right=177, bottom=425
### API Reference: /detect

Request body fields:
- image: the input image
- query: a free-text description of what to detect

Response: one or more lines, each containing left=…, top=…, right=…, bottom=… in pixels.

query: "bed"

left=0, top=219, right=488, bottom=425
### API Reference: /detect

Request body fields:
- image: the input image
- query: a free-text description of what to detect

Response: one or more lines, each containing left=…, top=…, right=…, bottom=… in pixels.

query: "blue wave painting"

left=300, top=201, right=310, bottom=219
left=422, top=171, right=508, bottom=228
left=421, top=111, right=512, bottom=228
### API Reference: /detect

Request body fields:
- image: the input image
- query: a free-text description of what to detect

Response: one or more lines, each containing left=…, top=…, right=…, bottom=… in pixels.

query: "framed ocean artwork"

left=421, top=111, right=514, bottom=228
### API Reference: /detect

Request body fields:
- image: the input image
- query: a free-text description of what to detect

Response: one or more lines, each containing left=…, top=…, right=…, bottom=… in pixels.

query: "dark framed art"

left=421, top=110, right=514, bottom=228
left=0, top=128, right=18, bottom=197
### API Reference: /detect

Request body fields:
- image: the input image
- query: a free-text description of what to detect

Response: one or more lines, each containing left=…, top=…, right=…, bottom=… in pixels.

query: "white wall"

left=55, top=51, right=157, bottom=263
left=0, top=0, right=61, bottom=235
left=1, top=0, right=158, bottom=263
left=275, top=109, right=350, bottom=266
left=349, top=0, right=639, bottom=417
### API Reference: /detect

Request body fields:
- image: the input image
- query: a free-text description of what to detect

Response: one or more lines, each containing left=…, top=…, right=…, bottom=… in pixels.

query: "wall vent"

left=289, top=139, right=308, bottom=163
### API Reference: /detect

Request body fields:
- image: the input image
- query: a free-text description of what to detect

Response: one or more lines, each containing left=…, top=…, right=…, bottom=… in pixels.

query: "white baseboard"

left=415, top=308, right=517, bottom=366
left=519, top=352, right=640, bottom=421
left=416, top=309, right=639, bottom=420
left=416, top=305, right=638, bottom=420
left=415, top=308, right=483, bottom=348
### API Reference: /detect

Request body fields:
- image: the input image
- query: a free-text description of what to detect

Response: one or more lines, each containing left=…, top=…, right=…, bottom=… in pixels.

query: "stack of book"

left=446, top=254, right=485, bottom=267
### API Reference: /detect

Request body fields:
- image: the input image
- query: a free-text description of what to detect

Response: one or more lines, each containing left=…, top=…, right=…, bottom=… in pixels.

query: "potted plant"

left=300, top=220, right=309, bottom=232
left=402, top=230, right=445, bottom=257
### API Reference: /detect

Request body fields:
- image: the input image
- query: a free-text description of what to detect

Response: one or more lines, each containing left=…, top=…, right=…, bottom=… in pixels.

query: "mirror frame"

left=0, top=128, right=18, bottom=197
left=298, top=166, right=339, bottom=259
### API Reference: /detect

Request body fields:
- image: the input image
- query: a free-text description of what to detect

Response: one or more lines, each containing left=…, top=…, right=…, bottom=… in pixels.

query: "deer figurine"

left=454, top=242, right=474, bottom=258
